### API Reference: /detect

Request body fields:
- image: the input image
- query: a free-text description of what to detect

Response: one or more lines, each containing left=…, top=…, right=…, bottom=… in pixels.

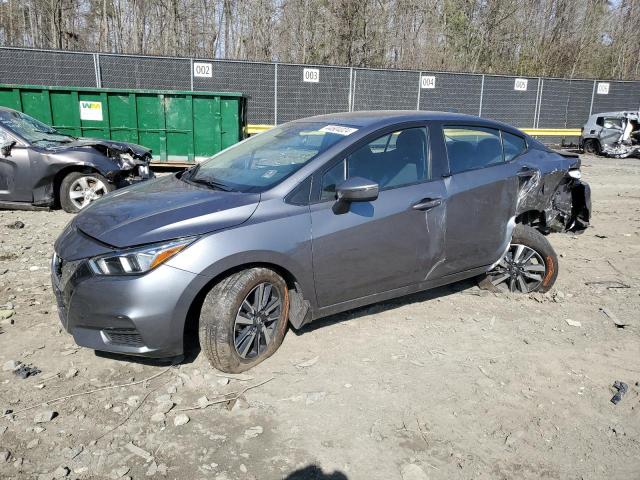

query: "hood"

left=48, top=138, right=152, bottom=159
left=74, top=174, right=261, bottom=248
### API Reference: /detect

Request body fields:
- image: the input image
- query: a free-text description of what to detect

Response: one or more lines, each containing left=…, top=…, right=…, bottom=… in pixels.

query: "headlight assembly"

left=88, top=237, right=195, bottom=275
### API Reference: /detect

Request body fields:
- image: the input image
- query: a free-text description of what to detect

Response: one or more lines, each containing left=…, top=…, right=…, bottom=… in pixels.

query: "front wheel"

left=484, top=225, right=559, bottom=293
left=199, top=268, right=289, bottom=373
left=60, top=171, right=113, bottom=213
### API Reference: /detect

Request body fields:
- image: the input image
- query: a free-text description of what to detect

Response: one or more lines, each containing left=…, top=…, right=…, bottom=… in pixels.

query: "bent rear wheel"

left=199, top=268, right=289, bottom=373
left=485, top=225, right=558, bottom=293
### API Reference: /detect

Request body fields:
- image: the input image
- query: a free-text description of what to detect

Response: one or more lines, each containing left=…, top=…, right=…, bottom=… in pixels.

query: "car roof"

left=292, top=110, right=523, bottom=132
left=590, top=111, right=639, bottom=118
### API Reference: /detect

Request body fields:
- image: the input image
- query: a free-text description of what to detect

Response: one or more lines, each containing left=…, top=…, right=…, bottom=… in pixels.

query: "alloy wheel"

left=69, top=176, right=108, bottom=209
left=487, top=243, right=546, bottom=293
left=234, top=282, right=282, bottom=359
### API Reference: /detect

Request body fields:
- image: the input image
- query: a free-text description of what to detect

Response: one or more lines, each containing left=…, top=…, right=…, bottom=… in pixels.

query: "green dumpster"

left=0, top=84, right=247, bottom=164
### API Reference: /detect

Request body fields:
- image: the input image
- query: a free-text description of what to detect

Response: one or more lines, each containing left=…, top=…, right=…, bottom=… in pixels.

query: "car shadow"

left=294, top=277, right=479, bottom=335
left=284, top=465, right=348, bottom=480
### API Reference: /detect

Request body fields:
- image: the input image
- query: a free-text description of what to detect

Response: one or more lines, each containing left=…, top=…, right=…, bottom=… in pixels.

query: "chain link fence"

left=1, top=46, right=639, bottom=138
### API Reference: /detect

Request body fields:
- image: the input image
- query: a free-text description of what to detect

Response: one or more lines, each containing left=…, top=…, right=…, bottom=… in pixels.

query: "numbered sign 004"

left=420, top=76, right=436, bottom=89
left=193, top=62, right=212, bottom=78
left=303, top=68, right=320, bottom=83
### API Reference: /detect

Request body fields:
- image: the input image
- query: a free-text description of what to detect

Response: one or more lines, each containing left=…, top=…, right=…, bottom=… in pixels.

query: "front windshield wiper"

left=188, top=177, right=234, bottom=192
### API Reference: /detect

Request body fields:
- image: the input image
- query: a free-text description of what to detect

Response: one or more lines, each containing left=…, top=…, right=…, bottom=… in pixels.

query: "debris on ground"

left=610, top=381, right=628, bottom=405
left=585, top=280, right=630, bottom=289
left=600, top=307, right=629, bottom=328
left=13, top=363, right=41, bottom=379
left=565, top=319, right=582, bottom=327
left=173, top=414, right=190, bottom=426
left=296, top=356, right=320, bottom=368
left=6, top=220, right=25, bottom=229
left=34, top=410, right=58, bottom=423
left=2, top=360, right=20, bottom=372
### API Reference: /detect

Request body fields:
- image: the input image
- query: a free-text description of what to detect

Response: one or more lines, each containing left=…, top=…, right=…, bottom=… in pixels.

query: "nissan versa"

left=52, top=111, right=591, bottom=372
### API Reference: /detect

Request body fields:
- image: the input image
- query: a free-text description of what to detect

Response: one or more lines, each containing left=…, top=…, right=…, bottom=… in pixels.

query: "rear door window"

left=502, top=132, right=527, bottom=161
left=443, top=126, right=503, bottom=174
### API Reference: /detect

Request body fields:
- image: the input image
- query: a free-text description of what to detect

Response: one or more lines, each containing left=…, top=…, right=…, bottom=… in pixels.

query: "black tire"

left=59, top=171, right=114, bottom=213
left=198, top=268, right=289, bottom=373
left=481, top=225, right=559, bottom=293
left=583, top=139, right=601, bottom=155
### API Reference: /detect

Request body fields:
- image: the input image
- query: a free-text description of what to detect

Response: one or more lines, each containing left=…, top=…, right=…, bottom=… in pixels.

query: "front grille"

left=104, top=328, right=144, bottom=347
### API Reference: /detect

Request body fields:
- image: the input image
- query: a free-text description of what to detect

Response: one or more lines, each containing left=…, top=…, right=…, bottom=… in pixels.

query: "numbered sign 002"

left=193, top=62, right=212, bottom=78
left=303, top=68, right=320, bottom=83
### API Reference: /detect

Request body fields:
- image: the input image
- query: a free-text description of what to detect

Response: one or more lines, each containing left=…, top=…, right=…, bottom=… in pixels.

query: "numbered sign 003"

left=193, top=62, right=212, bottom=78
left=303, top=68, right=320, bottom=83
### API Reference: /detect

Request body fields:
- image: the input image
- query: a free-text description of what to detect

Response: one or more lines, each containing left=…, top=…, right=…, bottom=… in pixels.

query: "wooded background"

left=0, top=0, right=638, bottom=80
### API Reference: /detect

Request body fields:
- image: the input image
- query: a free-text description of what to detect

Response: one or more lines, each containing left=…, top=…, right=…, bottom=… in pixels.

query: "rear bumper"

left=51, top=253, right=208, bottom=358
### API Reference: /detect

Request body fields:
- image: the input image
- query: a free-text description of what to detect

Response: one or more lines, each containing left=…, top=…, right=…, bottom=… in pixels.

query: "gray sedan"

left=52, top=111, right=591, bottom=372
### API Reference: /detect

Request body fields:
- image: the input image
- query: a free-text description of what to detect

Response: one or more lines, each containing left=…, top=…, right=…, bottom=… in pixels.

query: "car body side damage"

left=515, top=151, right=590, bottom=234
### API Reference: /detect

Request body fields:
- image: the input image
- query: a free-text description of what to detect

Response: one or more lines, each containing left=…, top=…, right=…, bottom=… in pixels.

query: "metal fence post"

left=478, top=74, right=485, bottom=116
left=274, top=63, right=278, bottom=125
left=588, top=80, right=596, bottom=116
left=348, top=67, right=353, bottom=112
left=93, top=53, right=102, bottom=88
left=190, top=58, right=194, bottom=91
left=534, top=78, right=543, bottom=128
left=351, top=69, right=357, bottom=111
left=416, top=72, right=422, bottom=110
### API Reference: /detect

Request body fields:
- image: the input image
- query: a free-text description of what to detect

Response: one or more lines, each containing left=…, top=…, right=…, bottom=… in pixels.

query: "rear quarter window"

left=502, top=132, right=527, bottom=161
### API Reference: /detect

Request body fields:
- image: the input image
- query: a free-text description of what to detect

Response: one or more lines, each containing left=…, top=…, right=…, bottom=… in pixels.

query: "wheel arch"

left=182, top=260, right=312, bottom=351
left=53, top=165, right=103, bottom=206
left=515, top=209, right=547, bottom=233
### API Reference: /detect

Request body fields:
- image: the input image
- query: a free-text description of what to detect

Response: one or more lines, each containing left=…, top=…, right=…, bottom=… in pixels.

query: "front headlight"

left=88, top=237, right=195, bottom=275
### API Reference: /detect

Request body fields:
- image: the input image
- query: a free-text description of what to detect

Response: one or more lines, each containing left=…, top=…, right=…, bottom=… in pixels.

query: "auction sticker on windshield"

left=319, top=125, right=358, bottom=136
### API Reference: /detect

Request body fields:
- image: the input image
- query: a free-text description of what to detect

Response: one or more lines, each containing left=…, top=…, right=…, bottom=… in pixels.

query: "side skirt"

left=0, top=200, right=51, bottom=211
left=309, top=265, right=489, bottom=324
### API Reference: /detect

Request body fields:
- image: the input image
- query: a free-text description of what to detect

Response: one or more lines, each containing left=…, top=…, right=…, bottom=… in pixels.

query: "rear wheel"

left=199, top=268, right=289, bottom=373
left=60, top=171, right=113, bottom=213
left=484, top=225, right=558, bottom=293
left=583, top=139, right=601, bottom=155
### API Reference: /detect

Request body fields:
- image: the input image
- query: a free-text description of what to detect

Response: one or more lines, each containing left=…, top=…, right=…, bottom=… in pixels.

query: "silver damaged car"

left=52, top=112, right=591, bottom=372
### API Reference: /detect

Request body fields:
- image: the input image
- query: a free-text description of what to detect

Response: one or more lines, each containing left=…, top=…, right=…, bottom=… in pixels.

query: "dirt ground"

left=0, top=153, right=638, bottom=480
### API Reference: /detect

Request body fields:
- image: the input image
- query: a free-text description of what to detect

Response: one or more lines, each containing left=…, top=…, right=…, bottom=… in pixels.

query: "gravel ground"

left=0, top=153, right=638, bottom=480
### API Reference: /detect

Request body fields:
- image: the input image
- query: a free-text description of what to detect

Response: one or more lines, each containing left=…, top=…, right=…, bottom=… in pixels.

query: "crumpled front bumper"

left=112, top=164, right=155, bottom=188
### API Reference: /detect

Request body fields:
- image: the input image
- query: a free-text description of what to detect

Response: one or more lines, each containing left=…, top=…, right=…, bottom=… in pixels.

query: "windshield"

left=0, top=110, right=74, bottom=147
left=186, top=122, right=357, bottom=192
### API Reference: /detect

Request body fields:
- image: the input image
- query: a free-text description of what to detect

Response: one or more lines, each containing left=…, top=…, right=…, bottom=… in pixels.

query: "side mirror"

left=1, top=141, right=16, bottom=157
left=336, top=176, right=379, bottom=203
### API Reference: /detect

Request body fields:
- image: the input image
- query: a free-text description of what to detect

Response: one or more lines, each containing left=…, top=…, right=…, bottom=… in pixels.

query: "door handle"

left=412, top=197, right=442, bottom=211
